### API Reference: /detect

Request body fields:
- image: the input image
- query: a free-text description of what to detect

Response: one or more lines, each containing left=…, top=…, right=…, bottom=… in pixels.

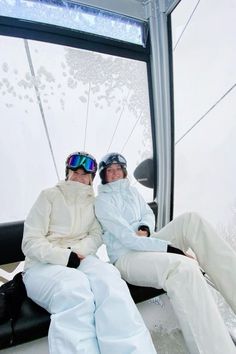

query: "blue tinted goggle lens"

left=67, top=155, right=96, bottom=173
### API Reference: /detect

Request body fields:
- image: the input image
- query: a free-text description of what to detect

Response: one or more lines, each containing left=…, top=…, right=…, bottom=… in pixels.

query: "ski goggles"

left=103, top=154, right=126, bottom=167
left=66, top=153, right=97, bottom=173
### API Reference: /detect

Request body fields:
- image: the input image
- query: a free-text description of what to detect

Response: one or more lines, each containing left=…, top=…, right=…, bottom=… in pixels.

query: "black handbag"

left=0, top=272, right=27, bottom=323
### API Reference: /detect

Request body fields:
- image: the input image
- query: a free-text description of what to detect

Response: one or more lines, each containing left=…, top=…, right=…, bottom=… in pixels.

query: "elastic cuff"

left=67, top=252, right=81, bottom=268
left=167, top=245, right=185, bottom=256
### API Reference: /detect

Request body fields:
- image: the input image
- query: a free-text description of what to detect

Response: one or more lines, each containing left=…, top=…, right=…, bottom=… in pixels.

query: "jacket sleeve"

left=95, top=196, right=169, bottom=252
left=73, top=217, right=103, bottom=256
left=135, top=188, right=156, bottom=233
left=22, top=191, right=71, bottom=266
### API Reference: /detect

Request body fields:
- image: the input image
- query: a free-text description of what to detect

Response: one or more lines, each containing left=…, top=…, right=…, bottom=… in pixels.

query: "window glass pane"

left=0, top=0, right=147, bottom=46
left=0, top=34, right=153, bottom=222
left=172, top=0, right=236, bottom=251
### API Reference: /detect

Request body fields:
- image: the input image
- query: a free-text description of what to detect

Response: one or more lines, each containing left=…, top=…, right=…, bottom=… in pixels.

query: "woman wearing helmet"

left=95, top=152, right=236, bottom=354
left=22, top=151, right=156, bottom=354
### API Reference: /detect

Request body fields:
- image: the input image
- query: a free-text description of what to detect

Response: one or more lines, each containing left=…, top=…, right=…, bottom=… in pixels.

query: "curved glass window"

left=0, top=34, right=153, bottom=223
left=0, top=0, right=147, bottom=46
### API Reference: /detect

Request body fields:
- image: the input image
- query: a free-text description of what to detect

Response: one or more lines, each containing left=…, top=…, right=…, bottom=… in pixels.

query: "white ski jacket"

left=95, top=179, right=169, bottom=264
left=22, top=180, right=102, bottom=270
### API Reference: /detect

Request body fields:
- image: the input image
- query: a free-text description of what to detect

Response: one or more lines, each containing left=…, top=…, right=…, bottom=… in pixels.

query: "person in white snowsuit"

left=95, top=152, right=236, bottom=354
left=22, top=151, right=157, bottom=354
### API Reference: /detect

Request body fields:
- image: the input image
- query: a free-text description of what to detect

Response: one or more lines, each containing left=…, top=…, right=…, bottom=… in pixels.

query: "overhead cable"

left=24, top=39, right=60, bottom=180
left=121, top=112, right=142, bottom=153
left=83, top=81, right=91, bottom=150
left=173, top=0, right=201, bottom=51
left=106, top=92, right=130, bottom=152
left=175, top=83, right=236, bottom=145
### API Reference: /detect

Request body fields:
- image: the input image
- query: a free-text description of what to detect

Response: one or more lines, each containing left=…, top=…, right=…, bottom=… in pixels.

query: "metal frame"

left=144, top=0, right=180, bottom=228
left=0, top=15, right=148, bottom=60
left=71, top=0, right=182, bottom=228
left=72, top=0, right=147, bottom=21
left=72, top=0, right=181, bottom=20
left=0, top=0, right=181, bottom=228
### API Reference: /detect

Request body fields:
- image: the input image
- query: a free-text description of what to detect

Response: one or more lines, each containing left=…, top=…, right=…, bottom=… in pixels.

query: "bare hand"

left=136, top=230, right=148, bottom=237
left=77, top=253, right=85, bottom=260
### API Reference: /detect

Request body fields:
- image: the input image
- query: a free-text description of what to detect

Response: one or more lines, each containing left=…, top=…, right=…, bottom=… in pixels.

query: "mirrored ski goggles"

left=66, top=154, right=97, bottom=173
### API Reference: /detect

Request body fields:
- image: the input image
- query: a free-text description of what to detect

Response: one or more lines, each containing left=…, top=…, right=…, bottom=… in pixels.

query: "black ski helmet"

left=99, top=153, right=127, bottom=184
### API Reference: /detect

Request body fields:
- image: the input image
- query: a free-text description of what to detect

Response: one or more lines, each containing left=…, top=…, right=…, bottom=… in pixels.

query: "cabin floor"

left=0, top=286, right=235, bottom=354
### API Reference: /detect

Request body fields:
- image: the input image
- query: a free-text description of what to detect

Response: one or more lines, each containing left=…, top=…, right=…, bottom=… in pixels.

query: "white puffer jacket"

left=22, top=180, right=102, bottom=270
left=95, top=179, right=169, bottom=264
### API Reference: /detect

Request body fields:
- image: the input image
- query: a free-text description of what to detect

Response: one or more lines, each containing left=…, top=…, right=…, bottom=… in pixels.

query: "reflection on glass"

left=0, top=35, right=152, bottom=222
left=0, top=0, right=147, bottom=46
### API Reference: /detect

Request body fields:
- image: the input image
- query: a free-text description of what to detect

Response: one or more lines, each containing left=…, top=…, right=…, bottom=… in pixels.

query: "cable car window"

left=0, top=0, right=147, bottom=46
left=0, top=34, right=153, bottom=223
left=172, top=0, right=236, bottom=250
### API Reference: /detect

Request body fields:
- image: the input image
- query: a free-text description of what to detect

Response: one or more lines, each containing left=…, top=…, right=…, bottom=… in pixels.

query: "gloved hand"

left=167, top=245, right=185, bottom=256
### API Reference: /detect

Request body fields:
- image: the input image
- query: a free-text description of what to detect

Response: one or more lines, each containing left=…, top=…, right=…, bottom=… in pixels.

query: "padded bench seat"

left=0, top=221, right=164, bottom=349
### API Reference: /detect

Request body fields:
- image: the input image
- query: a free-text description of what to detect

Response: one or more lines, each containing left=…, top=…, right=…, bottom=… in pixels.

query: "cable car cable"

left=173, top=0, right=201, bottom=51
left=175, top=83, right=236, bottom=145
left=24, top=39, right=60, bottom=180
left=83, top=81, right=91, bottom=150
left=121, top=112, right=142, bottom=153
left=106, top=91, right=130, bottom=152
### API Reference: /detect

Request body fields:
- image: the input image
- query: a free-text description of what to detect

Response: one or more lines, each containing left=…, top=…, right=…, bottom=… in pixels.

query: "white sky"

left=172, top=0, right=236, bottom=238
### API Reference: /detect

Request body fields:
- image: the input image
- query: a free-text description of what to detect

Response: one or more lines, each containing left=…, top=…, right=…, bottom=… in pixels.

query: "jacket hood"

left=97, top=178, right=130, bottom=194
left=56, top=180, right=95, bottom=203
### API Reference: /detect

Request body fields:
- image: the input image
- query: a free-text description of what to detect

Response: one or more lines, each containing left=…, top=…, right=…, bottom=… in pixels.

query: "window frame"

left=0, top=2, right=176, bottom=227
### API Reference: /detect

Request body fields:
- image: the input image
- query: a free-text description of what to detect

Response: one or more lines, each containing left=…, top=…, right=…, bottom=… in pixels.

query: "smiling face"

left=67, top=168, right=92, bottom=185
left=105, top=163, right=125, bottom=183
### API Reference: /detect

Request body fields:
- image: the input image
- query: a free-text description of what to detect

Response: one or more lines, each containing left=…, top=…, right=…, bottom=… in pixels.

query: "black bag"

left=0, top=272, right=27, bottom=323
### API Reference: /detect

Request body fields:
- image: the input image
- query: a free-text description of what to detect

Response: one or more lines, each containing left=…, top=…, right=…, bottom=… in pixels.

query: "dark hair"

left=100, top=165, right=127, bottom=184
left=98, top=153, right=127, bottom=184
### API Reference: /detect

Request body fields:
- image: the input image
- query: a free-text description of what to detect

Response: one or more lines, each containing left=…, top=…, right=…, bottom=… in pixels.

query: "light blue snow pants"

left=23, top=255, right=156, bottom=354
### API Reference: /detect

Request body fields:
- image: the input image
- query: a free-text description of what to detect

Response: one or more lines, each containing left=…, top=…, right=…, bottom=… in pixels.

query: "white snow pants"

left=23, top=255, right=156, bottom=354
left=115, top=212, right=236, bottom=354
